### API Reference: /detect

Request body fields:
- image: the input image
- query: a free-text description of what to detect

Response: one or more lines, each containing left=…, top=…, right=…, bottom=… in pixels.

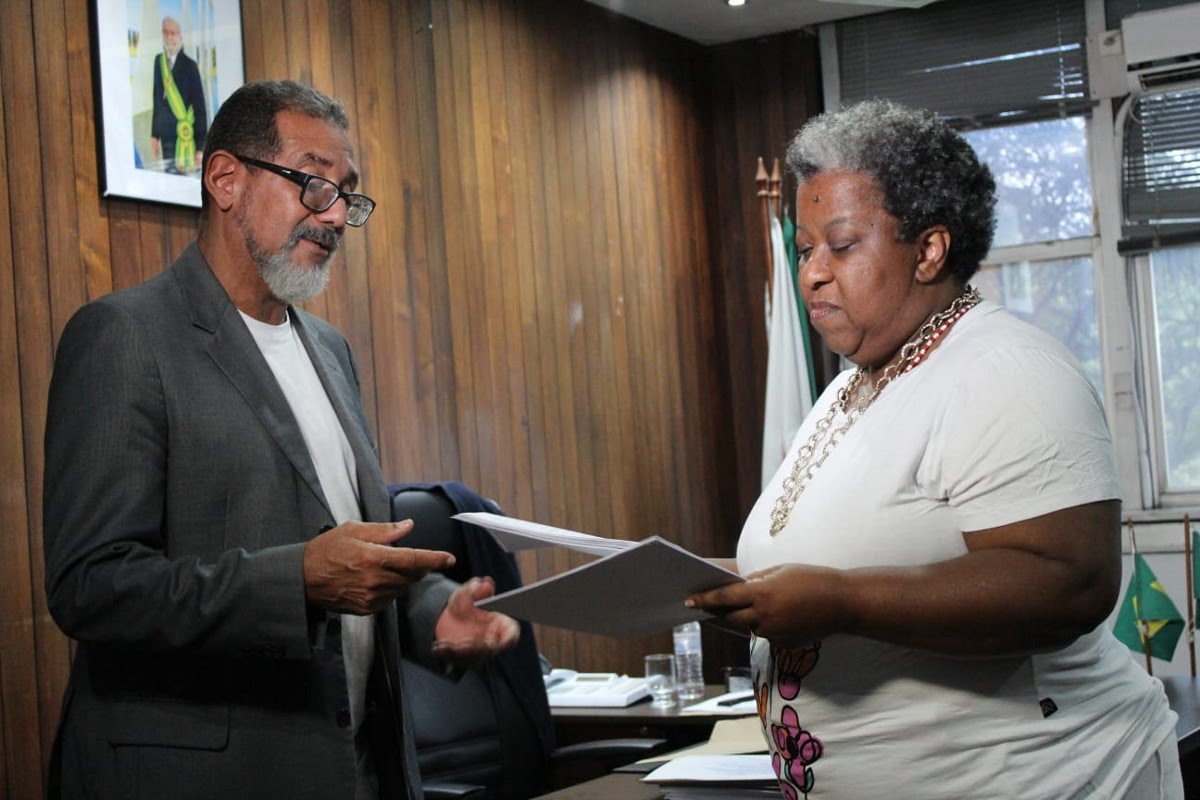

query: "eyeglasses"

left=235, top=154, right=376, bottom=227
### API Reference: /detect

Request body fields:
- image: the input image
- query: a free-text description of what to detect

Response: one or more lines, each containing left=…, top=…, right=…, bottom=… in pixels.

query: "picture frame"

left=93, top=0, right=245, bottom=208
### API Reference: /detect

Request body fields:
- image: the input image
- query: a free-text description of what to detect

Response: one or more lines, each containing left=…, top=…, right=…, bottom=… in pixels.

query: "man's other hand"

left=432, top=577, right=520, bottom=666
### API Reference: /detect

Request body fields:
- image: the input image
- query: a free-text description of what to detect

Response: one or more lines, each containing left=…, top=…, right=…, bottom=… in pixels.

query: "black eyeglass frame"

left=234, top=154, right=376, bottom=227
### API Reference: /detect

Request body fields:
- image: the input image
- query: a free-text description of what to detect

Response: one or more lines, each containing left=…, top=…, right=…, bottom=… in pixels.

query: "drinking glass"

left=644, top=653, right=677, bottom=708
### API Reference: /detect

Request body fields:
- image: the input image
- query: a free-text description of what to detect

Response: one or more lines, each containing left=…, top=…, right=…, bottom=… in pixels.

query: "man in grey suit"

left=43, top=80, right=518, bottom=800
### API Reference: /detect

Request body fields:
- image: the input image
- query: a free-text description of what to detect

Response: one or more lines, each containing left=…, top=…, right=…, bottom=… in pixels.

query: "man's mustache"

left=288, top=224, right=341, bottom=255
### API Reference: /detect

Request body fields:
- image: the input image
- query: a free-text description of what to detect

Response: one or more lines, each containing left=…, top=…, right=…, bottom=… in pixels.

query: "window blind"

left=837, top=0, right=1090, bottom=126
left=1104, top=0, right=1196, bottom=31
left=1121, top=88, right=1200, bottom=251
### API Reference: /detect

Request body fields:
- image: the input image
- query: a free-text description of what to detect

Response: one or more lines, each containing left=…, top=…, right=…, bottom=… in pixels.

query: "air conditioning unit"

left=1122, top=3, right=1200, bottom=92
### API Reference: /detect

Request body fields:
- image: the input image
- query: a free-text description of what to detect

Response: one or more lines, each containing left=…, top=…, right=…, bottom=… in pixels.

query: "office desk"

left=551, top=685, right=731, bottom=750
left=536, top=772, right=661, bottom=800
left=541, top=679, right=1200, bottom=799
left=1162, top=675, right=1200, bottom=759
left=549, top=685, right=746, bottom=791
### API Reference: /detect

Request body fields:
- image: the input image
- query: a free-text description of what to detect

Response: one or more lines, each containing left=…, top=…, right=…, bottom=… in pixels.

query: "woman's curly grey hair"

left=785, top=100, right=996, bottom=283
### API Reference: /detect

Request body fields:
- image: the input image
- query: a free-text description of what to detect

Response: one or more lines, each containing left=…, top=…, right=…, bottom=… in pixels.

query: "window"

left=1138, top=244, right=1200, bottom=499
left=964, top=118, right=1094, bottom=246
left=964, top=119, right=1103, bottom=394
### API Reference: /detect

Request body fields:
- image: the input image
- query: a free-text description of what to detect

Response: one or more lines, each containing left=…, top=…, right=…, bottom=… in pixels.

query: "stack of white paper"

left=457, top=514, right=743, bottom=639
left=453, top=511, right=633, bottom=557
left=642, top=755, right=778, bottom=799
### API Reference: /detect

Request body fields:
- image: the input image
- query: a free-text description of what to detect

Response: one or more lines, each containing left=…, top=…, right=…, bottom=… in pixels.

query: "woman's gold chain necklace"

left=767, top=286, right=982, bottom=537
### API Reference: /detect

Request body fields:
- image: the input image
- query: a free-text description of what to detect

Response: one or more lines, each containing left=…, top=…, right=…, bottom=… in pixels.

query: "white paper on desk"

left=453, top=512, right=634, bottom=557
left=476, top=536, right=742, bottom=639
left=679, top=690, right=759, bottom=716
left=642, top=754, right=775, bottom=785
left=637, top=718, right=767, bottom=764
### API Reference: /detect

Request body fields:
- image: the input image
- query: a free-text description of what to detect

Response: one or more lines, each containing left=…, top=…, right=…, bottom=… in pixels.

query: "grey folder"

left=462, top=515, right=743, bottom=639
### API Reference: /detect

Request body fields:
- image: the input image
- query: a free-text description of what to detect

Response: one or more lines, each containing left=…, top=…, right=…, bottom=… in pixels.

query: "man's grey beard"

left=242, top=220, right=340, bottom=306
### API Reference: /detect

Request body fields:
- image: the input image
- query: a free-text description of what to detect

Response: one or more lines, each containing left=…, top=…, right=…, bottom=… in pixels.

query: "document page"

left=476, top=534, right=742, bottom=639
left=453, top=511, right=634, bottom=557
left=642, top=754, right=775, bottom=784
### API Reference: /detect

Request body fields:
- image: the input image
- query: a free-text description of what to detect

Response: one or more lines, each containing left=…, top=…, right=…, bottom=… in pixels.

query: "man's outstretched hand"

left=432, top=577, right=520, bottom=666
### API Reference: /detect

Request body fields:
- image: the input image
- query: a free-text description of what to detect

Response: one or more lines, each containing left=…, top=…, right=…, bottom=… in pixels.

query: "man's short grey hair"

left=785, top=100, right=996, bottom=283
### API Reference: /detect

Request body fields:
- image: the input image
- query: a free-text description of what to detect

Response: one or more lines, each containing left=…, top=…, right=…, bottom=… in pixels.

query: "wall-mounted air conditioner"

left=1122, top=2, right=1200, bottom=92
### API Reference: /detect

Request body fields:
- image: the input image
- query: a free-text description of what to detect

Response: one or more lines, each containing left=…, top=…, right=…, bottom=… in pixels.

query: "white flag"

left=761, top=215, right=813, bottom=489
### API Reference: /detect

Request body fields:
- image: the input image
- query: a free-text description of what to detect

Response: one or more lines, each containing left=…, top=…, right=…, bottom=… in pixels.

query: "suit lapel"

left=291, top=312, right=390, bottom=523
left=172, top=243, right=332, bottom=517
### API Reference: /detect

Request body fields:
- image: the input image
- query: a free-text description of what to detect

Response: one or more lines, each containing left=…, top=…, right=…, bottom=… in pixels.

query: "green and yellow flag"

left=1113, top=554, right=1184, bottom=661
left=1192, top=532, right=1200, bottom=614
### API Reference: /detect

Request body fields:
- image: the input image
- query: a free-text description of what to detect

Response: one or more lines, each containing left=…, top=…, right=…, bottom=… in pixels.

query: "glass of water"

left=644, top=653, right=677, bottom=708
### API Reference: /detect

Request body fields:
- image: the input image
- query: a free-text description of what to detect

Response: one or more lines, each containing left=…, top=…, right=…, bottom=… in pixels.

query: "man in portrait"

left=151, top=16, right=207, bottom=174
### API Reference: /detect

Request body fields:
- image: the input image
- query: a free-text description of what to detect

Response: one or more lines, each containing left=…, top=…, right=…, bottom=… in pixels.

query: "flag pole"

left=768, top=158, right=783, bottom=221
left=1186, top=513, right=1196, bottom=677
left=1129, top=518, right=1153, bottom=675
left=756, top=157, right=773, bottom=308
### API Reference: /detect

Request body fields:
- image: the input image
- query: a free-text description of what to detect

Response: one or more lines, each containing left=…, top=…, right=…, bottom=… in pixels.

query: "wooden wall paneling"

left=494, top=2, right=551, bottom=626
left=0, top=15, right=33, bottom=796
left=627, top=43, right=672, bottom=542
left=164, top=208, right=198, bottom=267
left=552, top=5, right=599, bottom=538
left=465, top=0, right=518, bottom=511
left=0, top=0, right=49, bottom=793
left=322, top=0, right=378, bottom=432
left=569, top=7, right=615, bottom=675
left=497, top=0, right=548, bottom=524
left=481, top=0, right=536, bottom=521
left=256, top=0, right=291, bottom=81
left=405, top=0, right=462, bottom=482
left=654, top=54, right=694, bottom=541
left=578, top=11, right=622, bottom=543
left=134, top=205, right=171, bottom=282
left=239, top=0, right=266, bottom=83
left=0, top=657, right=7, bottom=800
left=348, top=1, right=412, bottom=482
left=708, top=41, right=771, bottom=518
left=513, top=3, right=573, bottom=670
left=607, top=35, right=655, bottom=545
left=106, top=201, right=144, bottom=291
left=684, top=56, right=740, bottom=558
left=377, top=0, right=437, bottom=481
left=586, top=13, right=632, bottom=538
left=431, top=0, right=483, bottom=492
left=30, top=0, right=85, bottom=764
left=64, top=0, right=113, bottom=304
left=282, top=0, right=315, bottom=86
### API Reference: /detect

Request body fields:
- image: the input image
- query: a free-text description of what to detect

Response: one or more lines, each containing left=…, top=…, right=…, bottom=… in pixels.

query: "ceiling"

left=580, top=0, right=939, bottom=46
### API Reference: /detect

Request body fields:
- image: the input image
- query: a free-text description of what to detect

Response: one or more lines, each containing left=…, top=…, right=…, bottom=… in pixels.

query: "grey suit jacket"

left=43, top=242, right=453, bottom=800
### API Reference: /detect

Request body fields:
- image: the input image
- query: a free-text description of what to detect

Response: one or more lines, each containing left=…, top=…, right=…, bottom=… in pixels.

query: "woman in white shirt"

left=688, top=100, right=1181, bottom=799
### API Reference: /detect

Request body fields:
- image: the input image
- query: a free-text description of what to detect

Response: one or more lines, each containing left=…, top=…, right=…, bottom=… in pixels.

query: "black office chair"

left=390, top=484, right=667, bottom=800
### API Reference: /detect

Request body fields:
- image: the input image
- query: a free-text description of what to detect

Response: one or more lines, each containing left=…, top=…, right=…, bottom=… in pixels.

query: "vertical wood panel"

left=0, top=2, right=824, bottom=794
left=1, top=0, right=50, bottom=793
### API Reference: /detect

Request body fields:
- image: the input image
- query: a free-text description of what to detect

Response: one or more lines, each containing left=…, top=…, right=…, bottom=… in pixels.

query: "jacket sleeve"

left=43, top=301, right=313, bottom=659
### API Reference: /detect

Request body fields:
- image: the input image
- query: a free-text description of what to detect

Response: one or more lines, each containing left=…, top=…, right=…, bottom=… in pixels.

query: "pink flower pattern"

left=755, top=641, right=823, bottom=798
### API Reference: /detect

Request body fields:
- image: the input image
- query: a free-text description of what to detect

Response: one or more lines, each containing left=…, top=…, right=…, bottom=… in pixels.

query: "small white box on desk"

left=545, top=671, right=651, bottom=708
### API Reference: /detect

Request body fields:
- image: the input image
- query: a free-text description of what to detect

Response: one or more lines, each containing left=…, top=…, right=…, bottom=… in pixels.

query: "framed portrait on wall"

left=93, top=0, right=244, bottom=208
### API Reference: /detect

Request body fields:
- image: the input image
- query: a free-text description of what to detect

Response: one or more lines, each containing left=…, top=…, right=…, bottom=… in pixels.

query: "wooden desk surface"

left=535, top=772, right=663, bottom=800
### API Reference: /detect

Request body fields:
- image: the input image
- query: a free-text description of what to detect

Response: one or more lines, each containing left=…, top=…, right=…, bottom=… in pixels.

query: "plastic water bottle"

left=673, top=621, right=704, bottom=701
